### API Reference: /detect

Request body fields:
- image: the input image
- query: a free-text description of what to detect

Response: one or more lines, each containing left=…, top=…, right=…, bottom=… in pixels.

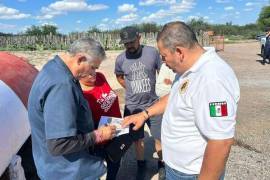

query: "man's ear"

left=76, top=54, right=87, bottom=65
left=175, top=46, right=184, bottom=61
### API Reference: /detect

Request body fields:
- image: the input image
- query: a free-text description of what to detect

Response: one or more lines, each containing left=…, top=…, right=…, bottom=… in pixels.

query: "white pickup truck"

left=260, top=35, right=266, bottom=55
left=260, top=36, right=266, bottom=55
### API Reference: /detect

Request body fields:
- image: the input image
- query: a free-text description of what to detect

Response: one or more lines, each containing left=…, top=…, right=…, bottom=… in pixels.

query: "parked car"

left=256, top=34, right=265, bottom=40
left=260, top=35, right=270, bottom=63
left=260, top=36, right=266, bottom=56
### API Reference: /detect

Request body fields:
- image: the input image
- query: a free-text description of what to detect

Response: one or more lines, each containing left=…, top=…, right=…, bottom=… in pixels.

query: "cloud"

left=245, top=2, right=259, bottom=7
left=0, top=5, right=31, bottom=19
left=116, top=13, right=138, bottom=24
left=97, top=23, right=109, bottom=31
left=170, top=0, right=196, bottom=12
left=102, top=18, right=109, bottom=22
left=21, top=25, right=31, bottom=32
left=0, top=23, right=16, bottom=29
left=139, top=0, right=176, bottom=6
left=47, top=1, right=108, bottom=11
left=224, top=6, right=234, bottom=11
left=141, top=0, right=196, bottom=22
left=118, top=4, right=137, bottom=13
left=76, top=20, right=81, bottom=24
left=37, top=0, right=108, bottom=19
left=245, top=2, right=254, bottom=6
left=36, top=10, right=62, bottom=20
left=40, top=22, right=58, bottom=27
left=169, top=16, right=184, bottom=22
left=141, top=9, right=171, bottom=22
left=203, top=16, right=209, bottom=20
left=216, top=0, right=230, bottom=3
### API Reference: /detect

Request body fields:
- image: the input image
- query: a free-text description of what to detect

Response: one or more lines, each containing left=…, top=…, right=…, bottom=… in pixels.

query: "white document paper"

left=99, top=116, right=129, bottom=136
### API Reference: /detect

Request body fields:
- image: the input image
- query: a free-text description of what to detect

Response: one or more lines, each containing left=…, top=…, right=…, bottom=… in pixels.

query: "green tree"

left=0, top=32, right=12, bottom=36
left=24, top=25, right=58, bottom=36
left=212, top=23, right=238, bottom=35
left=257, top=6, right=270, bottom=30
left=136, top=23, right=161, bottom=33
left=41, top=25, right=58, bottom=35
left=25, top=25, right=42, bottom=35
left=88, top=26, right=101, bottom=33
left=187, top=18, right=210, bottom=33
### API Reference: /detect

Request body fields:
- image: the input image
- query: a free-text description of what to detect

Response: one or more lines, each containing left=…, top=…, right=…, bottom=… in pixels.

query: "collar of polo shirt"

left=181, top=47, right=216, bottom=78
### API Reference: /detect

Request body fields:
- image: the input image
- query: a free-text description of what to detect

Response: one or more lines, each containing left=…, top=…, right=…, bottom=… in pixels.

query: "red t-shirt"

left=82, top=72, right=121, bottom=128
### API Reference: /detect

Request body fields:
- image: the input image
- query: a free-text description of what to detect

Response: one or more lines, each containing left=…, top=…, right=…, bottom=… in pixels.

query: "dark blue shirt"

left=28, top=56, right=106, bottom=180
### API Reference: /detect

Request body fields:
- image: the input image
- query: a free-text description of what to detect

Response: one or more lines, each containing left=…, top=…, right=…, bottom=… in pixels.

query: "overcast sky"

left=0, top=0, right=269, bottom=34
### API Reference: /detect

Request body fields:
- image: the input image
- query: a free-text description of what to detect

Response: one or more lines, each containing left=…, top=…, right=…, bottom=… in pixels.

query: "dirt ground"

left=218, top=42, right=270, bottom=154
left=11, top=41, right=270, bottom=180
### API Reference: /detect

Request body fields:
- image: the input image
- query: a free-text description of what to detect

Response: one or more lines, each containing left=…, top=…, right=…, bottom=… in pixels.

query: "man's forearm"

left=47, top=132, right=96, bottom=156
left=116, top=75, right=126, bottom=88
left=146, top=94, right=169, bottom=117
left=199, top=138, right=234, bottom=180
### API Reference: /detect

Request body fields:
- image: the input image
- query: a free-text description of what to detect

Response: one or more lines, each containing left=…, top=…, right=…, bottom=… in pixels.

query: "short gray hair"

left=68, top=38, right=106, bottom=61
left=157, top=21, right=198, bottom=51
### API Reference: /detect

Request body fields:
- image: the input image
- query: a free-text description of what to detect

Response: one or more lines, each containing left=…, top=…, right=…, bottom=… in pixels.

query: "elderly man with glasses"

left=28, top=38, right=116, bottom=180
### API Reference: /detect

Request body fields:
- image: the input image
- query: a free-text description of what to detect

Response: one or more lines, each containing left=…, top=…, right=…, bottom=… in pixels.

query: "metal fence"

left=0, top=32, right=157, bottom=50
left=0, top=32, right=212, bottom=51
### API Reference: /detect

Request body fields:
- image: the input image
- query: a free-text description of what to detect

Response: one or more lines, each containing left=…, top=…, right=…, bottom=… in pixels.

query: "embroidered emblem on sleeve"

left=209, top=101, right=228, bottom=117
left=179, top=79, right=189, bottom=94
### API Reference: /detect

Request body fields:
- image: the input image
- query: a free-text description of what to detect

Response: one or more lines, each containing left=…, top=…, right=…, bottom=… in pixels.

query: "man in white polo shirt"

left=123, top=21, right=240, bottom=180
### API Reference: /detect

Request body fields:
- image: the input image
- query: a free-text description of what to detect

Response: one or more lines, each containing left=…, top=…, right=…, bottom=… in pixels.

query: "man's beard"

left=127, top=47, right=138, bottom=54
left=126, top=45, right=142, bottom=59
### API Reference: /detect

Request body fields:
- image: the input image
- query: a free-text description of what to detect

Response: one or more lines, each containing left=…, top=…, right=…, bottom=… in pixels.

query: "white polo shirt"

left=161, top=47, right=240, bottom=174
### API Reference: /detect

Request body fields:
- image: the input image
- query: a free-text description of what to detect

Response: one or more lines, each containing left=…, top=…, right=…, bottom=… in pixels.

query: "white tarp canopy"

left=0, top=80, right=30, bottom=175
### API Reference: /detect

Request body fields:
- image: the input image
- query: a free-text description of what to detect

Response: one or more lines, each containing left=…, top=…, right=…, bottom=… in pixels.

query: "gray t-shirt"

left=115, top=45, right=162, bottom=110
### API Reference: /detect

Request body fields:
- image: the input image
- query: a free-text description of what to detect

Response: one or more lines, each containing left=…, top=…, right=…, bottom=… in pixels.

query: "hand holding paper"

left=96, top=125, right=116, bottom=142
left=99, top=116, right=129, bottom=137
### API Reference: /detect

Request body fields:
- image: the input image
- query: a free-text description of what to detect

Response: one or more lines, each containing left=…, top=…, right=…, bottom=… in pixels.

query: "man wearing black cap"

left=115, top=26, right=165, bottom=180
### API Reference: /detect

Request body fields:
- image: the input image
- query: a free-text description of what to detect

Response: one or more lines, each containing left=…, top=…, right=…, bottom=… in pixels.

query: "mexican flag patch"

left=209, top=101, right=228, bottom=117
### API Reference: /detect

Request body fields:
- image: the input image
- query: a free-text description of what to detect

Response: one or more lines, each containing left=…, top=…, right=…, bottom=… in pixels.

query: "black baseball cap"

left=119, top=26, right=139, bottom=44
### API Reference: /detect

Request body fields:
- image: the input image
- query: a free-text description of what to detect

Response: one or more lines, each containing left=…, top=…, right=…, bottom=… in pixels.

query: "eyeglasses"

left=86, top=71, right=96, bottom=77
left=81, top=54, right=93, bottom=63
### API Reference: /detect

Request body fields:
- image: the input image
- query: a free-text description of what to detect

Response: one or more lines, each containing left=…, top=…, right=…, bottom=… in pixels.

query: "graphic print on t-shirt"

left=130, top=62, right=151, bottom=94
left=97, top=90, right=117, bottom=112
